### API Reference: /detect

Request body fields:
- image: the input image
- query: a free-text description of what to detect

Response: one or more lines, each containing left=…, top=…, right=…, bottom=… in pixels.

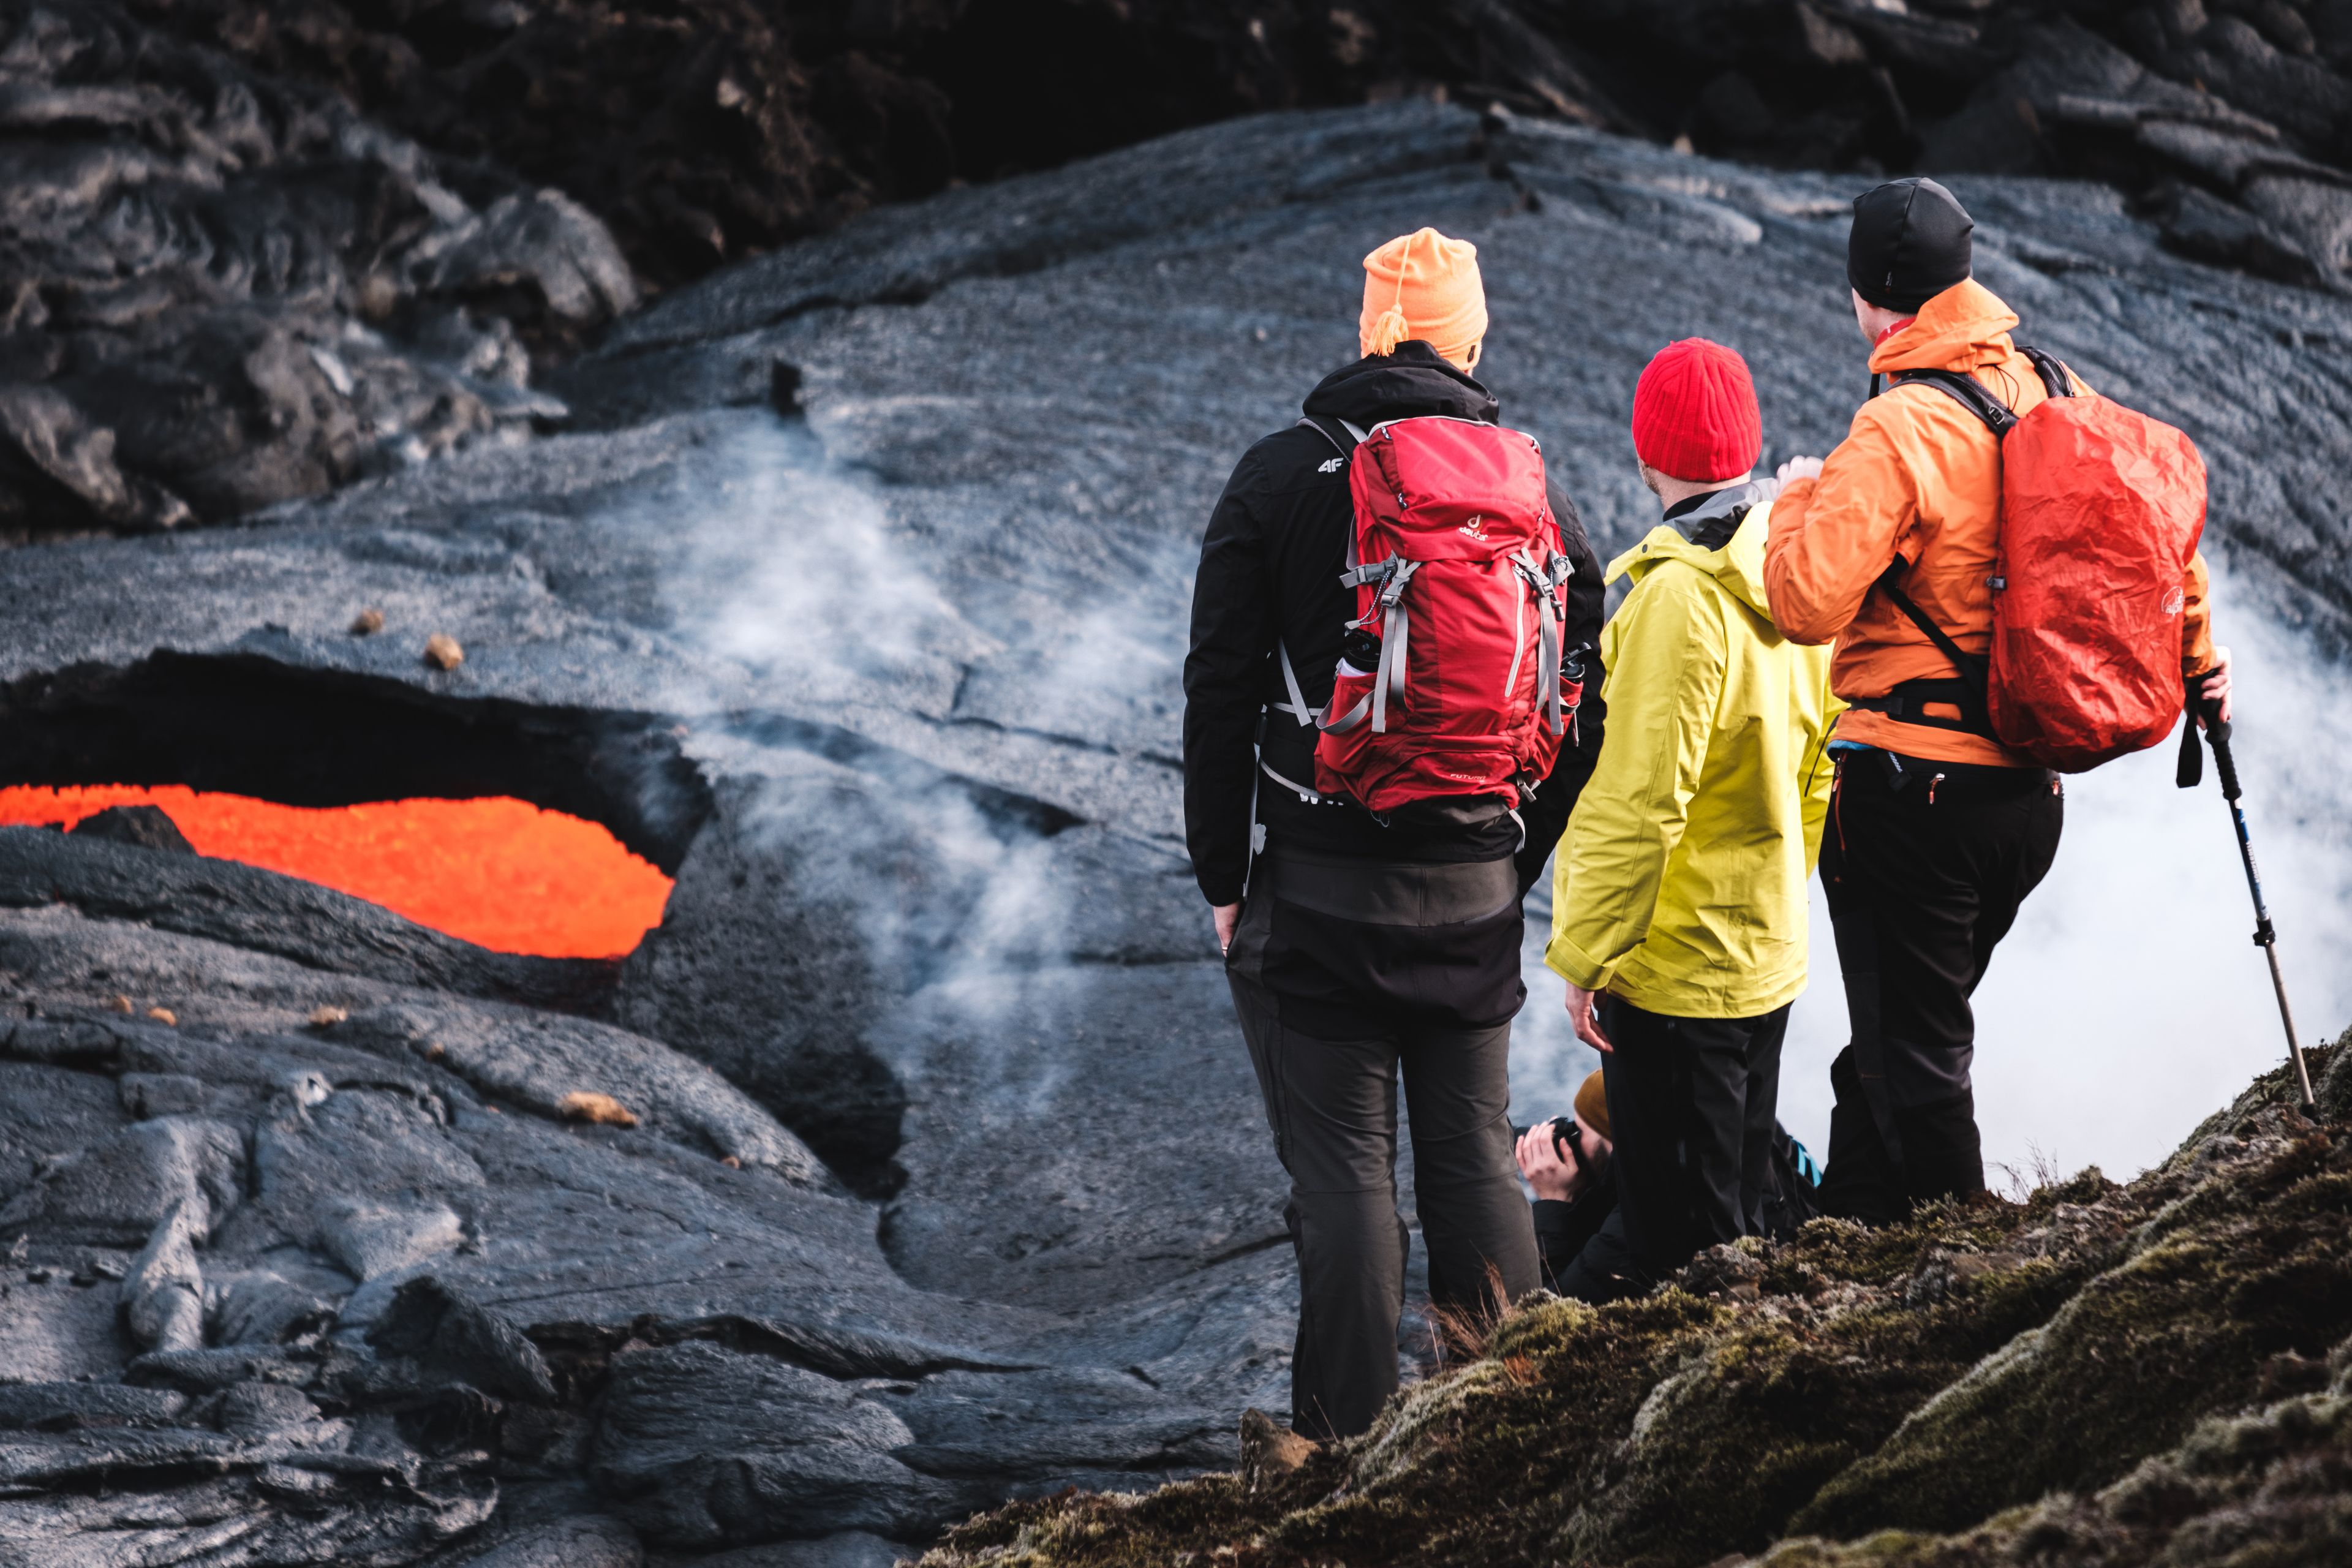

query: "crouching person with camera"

left=1517, top=1069, right=1825, bottom=1298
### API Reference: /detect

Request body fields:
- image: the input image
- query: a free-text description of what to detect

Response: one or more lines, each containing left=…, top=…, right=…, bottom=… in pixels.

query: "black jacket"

left=1182, top=345, right=1607, bottom=907
left=1544, top=1126, right=1824, bottom=1302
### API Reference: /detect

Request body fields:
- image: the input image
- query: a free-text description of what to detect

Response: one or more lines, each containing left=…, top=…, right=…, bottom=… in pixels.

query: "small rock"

left=146, top=1007, right=176, bottom=1027
left=119, top=1072, right=208, bottom=1118
left=108, top=995, right=134, bottom=1014
left=350, top=608, right=385, bottom=635
left=559, top=1091, right=639, bottom=1128
left=423, top=633, right=465, bottom=669
left=216, top=1381, right=321, bottom=1438
left=1240, top=1406, right=1318, bottom=1491
left=308, top=1005, right=349, bottom=1027
left=721, top=1155, right=742, bottom=1169
left=426, top=1041, right=447, bottom=1060
left=69, top=805, right=195, bottom=854
left=1679, top=1242, right=1766, bottom=1300
left=325, top=1199, right=465, bottom=1281
left=276, top=1068, right=333, bottom=1107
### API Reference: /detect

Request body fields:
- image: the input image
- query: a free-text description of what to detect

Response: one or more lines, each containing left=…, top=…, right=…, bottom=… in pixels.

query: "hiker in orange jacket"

left=1762, top=177, right=2232, bottom=1222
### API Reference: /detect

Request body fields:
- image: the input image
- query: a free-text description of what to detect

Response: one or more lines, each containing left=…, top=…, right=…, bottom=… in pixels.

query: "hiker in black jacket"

left=1183, top=228, right=1605, bottom=1440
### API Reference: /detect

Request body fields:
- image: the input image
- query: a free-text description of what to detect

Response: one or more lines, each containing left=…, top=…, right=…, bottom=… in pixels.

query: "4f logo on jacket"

left=1318, top=457, right=1345, bottom=474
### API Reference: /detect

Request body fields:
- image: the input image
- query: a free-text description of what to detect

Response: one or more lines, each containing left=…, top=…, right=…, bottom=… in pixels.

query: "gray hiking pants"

left=1225, top=848, right=1540, bottom=1440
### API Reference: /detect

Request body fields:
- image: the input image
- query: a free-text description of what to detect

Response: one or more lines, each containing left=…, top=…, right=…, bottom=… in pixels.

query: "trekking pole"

left=2179, top=692, right=2316, bottom=1109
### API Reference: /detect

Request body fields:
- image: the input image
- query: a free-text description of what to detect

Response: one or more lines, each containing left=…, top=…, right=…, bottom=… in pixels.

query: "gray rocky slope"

left=1, top=99, right=2350, bottom=1567
left=0, top=1, right=635, bottom=541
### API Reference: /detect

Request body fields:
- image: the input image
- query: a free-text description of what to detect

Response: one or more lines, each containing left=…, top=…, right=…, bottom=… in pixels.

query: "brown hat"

left=1574, top=1069, right=1611, bottom=1144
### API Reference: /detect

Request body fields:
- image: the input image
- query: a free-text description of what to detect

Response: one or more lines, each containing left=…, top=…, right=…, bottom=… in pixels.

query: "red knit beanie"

left=1630, top=339, right=1762, bottom=483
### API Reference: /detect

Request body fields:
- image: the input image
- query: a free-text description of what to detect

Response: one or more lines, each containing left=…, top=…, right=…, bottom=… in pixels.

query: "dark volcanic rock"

left=0, top=98, right=2348, bottom=1566
left=0, top=0, right=631, bottom=540
left=0, top=890, right=1226, bottom=1561
left=369, top=1276, right=560, bottom=1403
left=0, top=826, right=620, bottom=1014
left=64, top=804, right=193, bottom=854
left=119, top=0, right=1534, bottom=291
left=593, top=1338, right=957, bottom=1545
left=118, top=0, right=2352, bottom=301
left=23, top=0, right=2352, bottom=551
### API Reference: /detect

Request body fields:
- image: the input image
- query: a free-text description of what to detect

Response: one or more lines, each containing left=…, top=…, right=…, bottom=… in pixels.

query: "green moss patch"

left=922, top=1055, right=2351, bottom=1568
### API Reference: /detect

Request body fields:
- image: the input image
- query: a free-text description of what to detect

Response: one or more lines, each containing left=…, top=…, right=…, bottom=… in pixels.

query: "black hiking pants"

left=1816, top=750, right=2064, bottom=1224
left=1225, top=847, right=1540, bottom=1441
left=1556, top=997, right=1789, bottom=1302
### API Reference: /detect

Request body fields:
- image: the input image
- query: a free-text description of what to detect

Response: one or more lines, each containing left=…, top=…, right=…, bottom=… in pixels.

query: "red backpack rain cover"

left=1311, top=416, right=1574, bottom=811
left=1990, top=393, right=2207, bottom=772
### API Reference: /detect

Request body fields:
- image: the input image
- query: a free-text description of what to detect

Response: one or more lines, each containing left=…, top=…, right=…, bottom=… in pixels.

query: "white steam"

left=660, top=418, right=974, bottom=701
left=641, top=414, right=2350, bottom=1186
left=1510, top=560, right=2352, bottom=1183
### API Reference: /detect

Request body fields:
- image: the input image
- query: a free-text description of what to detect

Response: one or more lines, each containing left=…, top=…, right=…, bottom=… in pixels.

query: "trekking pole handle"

left=2199, top=698, right=2244, bottom=802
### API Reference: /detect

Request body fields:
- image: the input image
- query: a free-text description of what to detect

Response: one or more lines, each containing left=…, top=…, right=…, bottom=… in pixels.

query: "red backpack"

left=1277, top=415, right=1577, bottom=813
left=1874, top=349, right=2207, bottom=773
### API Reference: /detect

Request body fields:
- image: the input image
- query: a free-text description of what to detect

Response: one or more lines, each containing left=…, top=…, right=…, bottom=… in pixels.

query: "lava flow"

left=0, top=785, right=674, bottom=959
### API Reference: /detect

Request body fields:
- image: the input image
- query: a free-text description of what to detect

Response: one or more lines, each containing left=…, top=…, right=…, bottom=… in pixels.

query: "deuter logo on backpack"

left=1286, top=415, right=1576, bottom=812
left=1873, top=348, right=2207, bottom=773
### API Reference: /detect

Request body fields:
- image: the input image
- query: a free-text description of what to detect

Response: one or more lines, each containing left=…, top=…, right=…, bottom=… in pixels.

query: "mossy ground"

left=922, top=1042, right=2352, bottom=1568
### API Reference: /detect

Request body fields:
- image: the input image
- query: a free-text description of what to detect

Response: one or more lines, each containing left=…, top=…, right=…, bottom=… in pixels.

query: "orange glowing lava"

left=0, top=785, right=673, bottom=959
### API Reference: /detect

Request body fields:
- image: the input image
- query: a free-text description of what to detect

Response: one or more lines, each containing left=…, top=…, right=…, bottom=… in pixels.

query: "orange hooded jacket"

left=1763, top=279, right=2218, bottom=768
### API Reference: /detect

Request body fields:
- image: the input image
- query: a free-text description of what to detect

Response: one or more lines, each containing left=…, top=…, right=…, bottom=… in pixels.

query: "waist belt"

left=1842, top=676, right=1994, bottom=737
left=1257, top=760, right=1524, bottom=845
left=1836, top=747, right=2052, bottom=801
left=1261, top=758, right=1346, bottom=807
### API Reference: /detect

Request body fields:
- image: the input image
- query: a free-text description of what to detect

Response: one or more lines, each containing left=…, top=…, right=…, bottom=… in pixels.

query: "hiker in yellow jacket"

left=1544, top=339, right=1841, bottom=1301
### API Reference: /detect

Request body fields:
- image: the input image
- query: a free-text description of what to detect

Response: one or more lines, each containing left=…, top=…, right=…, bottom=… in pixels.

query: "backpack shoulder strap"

left=1871, top=560, right=1994, bottom=737
left=1858, top=364, right=2024, bottom=741
left=1296, top=415, right=1368, bottom=456
left=2016, top=345, right=2073, bottom=400
left=1888, top=367, right=2018, bottom=437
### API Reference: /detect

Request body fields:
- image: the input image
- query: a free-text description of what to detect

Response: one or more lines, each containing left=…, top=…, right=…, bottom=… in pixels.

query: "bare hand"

left=2198, top=645, right=2234, bottom=727
left=1515, top=1123, right=1577, bottom=1202
left=1564, top=984, right=1613, bottom=1055
left=1213, top=902, right=1242, bottom=956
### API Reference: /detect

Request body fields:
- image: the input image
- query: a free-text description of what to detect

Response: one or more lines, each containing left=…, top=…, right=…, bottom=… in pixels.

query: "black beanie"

left=1848, top=177, right=1973, bottom=314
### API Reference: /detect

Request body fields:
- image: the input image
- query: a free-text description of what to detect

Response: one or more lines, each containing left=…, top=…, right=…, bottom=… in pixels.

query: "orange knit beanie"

left=1359, top=228, right=1488, bottom=368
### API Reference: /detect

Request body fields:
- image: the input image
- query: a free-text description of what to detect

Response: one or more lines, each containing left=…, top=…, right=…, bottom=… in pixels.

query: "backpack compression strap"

left=1272, top=416, right=1374, bottom=728
left=1512, top=549, right=1577, bottom=737
left=1324, top=557, right=1419, bottom=734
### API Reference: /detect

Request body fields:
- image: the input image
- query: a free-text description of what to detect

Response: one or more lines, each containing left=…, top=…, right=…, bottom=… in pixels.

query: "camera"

left=1510, top=1118, right=1578, bottom=1160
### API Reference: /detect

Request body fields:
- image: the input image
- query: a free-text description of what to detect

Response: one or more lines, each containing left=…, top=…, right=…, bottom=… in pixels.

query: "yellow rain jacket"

left=1547, top=488, right=1842, bottom=1018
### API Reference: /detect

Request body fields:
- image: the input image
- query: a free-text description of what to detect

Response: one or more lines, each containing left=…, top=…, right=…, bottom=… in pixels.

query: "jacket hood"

left=1302, top=341, right=1499, bottom=428
left=1867, top=277, right=2019, bottom=376
left=1607, top=482, right=1776, bottom=619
